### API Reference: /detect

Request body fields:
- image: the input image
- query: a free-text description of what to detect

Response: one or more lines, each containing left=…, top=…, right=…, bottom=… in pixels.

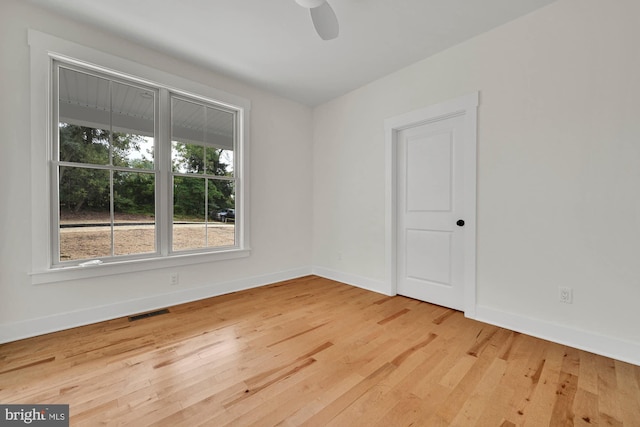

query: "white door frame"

left=384, top=92, right=479, bottom=318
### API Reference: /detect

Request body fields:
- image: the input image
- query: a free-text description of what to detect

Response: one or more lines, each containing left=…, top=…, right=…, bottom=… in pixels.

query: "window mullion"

left=204, top=178, right=209, bottom=247
left=109, top=80, right=115, bottom=258
left=157, top=88, right=171, bottom=256
left=51, top=62, right=61, bottom=266
left=110, top=170, right=115, bottom=257
left=233, top=112, right=240, bottom=247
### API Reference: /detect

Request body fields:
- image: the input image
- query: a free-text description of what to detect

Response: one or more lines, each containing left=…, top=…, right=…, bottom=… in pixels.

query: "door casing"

left=384, top=92, right=479, bottom=318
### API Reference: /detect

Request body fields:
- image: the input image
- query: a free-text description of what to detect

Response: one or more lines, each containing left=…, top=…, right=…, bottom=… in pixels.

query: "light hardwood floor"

left=1, top=276, right=639, bottom=426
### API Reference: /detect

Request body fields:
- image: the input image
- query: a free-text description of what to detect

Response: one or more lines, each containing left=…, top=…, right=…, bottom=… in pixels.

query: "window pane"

left=205, top=106, right=234, bottom=176
left=59, top=68, right=111, bottom=165
left=172, top=99, right=235, bottom=176
left=114, top=171, right=156, bottom=255
left=173, top=176, right=206, bottom=251
left=208, top=179, right=235, bottom=247
left=59, top=166, right=111, bottom=261
left=172, top=98, right=205, bottom=174
left=112, top=82, right=155, bottom=169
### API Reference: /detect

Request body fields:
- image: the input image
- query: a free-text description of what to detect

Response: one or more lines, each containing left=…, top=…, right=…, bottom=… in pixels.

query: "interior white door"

left=396, top=114, right=467, bottom=310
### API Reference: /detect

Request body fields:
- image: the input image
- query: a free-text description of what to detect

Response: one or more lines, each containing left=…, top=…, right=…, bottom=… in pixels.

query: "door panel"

left=397, top=114, right=465, bottom=310
left=406, top=132, right=452, bottom=212
left=406, top=229, right=451, bottom=285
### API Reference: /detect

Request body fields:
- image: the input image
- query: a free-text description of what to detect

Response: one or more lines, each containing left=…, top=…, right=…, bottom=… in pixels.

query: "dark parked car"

left=215, top=208, right=235, bottom=222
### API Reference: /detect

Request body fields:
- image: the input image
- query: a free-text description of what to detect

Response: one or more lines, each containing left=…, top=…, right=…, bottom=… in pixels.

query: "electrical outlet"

left=170, top=272, right=179, bottom=286
left=559, top=287, right=573, bottom=304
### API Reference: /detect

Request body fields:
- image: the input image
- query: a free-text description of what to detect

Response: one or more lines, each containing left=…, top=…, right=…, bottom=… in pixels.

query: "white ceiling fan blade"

left=310, top=1, right=339, bottom=40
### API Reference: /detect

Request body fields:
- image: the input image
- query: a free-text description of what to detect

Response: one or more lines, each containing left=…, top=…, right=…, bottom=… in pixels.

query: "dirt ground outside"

left=59, top=212, right=235, bottom=261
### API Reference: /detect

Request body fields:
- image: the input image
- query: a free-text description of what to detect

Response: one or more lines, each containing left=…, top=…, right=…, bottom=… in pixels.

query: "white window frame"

left=28, top=30, right=251, bottom=285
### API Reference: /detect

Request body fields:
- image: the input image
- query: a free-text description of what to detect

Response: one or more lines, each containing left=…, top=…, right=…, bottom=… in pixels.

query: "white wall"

left=2, top=0, right=639, bottom=365
left=0, top=0, right=313, bottom=341
left=312, top=0, right=640, bottom=363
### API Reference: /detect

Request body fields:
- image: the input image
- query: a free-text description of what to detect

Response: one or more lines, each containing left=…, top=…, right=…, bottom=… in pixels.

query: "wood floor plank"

left=572, top=389, right=599, bottom=427
left=501, top=334, right=549, bottom=423
left=472, top=383, right=516, bottom=426
left=523, top=343, right=566, bottom=426
left=596, top=355, right=625, bottom=426
left=615, top=360, right=640, bottom=426
left=1, top=275, right=639, bottom=426
left=449, top=358, right=508, bottom=426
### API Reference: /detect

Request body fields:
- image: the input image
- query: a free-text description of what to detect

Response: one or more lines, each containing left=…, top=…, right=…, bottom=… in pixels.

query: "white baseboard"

left=474, top=305, right=640, bottom=367
left=311, top=266, right=392, bottom=296
left=0, top=267, right=312, bottom=344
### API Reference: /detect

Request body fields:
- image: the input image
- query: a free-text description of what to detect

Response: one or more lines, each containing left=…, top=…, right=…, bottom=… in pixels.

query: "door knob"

left=456, top=219, right=465, bottom=227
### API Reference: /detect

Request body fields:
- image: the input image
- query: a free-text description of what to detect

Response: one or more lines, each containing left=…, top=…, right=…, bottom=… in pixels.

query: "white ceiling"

left=28, top=0, right=557, bottom=106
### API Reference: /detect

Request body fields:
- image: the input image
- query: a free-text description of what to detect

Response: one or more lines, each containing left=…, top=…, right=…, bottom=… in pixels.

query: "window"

left=170, top=96, right=237, bottom=252
left=29, top=30, right=250, bottom=283
left=55, top=64, right=159, bottom=263
left=52, top=61, right=244, bottom=266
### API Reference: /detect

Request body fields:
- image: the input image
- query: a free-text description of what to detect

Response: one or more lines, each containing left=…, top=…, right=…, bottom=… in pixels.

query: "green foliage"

left=59, top=125, right=109, bottom=165
left=59, top=167, right=110, bottom=213
left=208, top=179, right=234, bottom=212
left=59, top=124, right=235, bottom=220
left=59, top=124, right=143, bottom=167
left=172, top=142, right=235, bottom=219
left=59, top=124, right=154, bottom=215
left=114, top=171, right=155, bottom=215
left=171, top=142, right=232, bottom=176
left=173, top=176, right=204, bottom=218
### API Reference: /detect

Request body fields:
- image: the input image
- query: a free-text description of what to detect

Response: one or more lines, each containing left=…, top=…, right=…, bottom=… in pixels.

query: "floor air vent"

left=128, top=308, right=170, bottom=322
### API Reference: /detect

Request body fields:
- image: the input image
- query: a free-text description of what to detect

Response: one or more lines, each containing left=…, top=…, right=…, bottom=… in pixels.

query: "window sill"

left=30, top=248, right=251, bottom=285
